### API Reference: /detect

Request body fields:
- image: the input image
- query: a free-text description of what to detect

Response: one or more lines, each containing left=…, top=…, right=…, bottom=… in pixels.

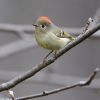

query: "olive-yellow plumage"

left=33, top=16, right=75, bottom=60
left=33, top=16, right=75, bottom=51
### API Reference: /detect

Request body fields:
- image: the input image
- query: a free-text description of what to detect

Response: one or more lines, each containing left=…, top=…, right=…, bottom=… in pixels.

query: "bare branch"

left=0, top=22, right=100, bottom=92
left=16, top=68, right=99, bottom=100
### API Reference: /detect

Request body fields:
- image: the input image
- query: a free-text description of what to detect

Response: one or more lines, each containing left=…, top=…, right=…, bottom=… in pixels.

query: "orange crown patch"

left=39, top=16, right=52, bottom=24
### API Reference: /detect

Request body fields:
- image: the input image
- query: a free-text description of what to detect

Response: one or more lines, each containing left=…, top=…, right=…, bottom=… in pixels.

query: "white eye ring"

left=40, top=24, right=46, bottom=30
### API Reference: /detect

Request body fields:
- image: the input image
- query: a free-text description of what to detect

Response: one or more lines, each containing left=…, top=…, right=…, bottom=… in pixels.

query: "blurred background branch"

left=16, top=68, right=99, bottom=100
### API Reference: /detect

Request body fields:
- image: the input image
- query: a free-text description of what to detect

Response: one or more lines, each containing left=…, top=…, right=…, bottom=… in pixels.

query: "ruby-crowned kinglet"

left=33, top=16, right=75, bottom=60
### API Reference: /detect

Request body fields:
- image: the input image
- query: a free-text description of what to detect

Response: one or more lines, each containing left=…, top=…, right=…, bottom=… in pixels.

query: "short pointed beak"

left=32, top=24, right=38, bottom=27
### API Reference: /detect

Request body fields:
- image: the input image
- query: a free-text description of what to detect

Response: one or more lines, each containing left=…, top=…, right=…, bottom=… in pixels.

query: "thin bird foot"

left=43, top=50, right=53, bottom=63
left=52, top=51, right=57, bottom=59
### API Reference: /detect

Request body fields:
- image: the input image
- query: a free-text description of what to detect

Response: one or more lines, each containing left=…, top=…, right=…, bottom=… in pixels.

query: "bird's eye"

left=40, top=24, right=46, bottom=30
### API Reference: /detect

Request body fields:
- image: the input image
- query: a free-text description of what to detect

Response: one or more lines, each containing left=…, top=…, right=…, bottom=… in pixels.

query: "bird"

left=33, top=16, right=75, bottom=61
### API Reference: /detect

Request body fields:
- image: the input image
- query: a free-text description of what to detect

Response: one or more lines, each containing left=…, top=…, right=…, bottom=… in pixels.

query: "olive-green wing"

left=53, top=28, right=75, bottom=40
left=61, top=31, right=75, bottom=40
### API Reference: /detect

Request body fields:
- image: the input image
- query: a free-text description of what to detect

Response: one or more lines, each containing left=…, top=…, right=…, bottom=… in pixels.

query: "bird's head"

left=33, top=16, right=53, bottom=33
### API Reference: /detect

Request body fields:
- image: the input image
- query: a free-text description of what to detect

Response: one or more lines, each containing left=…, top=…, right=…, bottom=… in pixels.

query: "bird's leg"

left=43, top=50, right=53, bottom=62
left=53, top=51, right=57, bottom=59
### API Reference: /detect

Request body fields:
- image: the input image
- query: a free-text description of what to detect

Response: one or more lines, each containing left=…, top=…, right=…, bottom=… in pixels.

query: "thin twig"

left=0, top=22, right=100, bottom=92
left=16, top=68, right=99, bottom=100
left=83, top=17, right=93, bottom=32
left=8, top=90, right=16, bottom=100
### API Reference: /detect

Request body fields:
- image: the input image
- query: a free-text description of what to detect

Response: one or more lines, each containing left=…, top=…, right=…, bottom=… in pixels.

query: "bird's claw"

left=43, top=50, right=54, bottom=63
left=53, top=51, right=57, bottom=59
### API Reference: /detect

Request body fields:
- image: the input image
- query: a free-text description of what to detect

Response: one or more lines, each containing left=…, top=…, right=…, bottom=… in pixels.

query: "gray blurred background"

left=0, top=0, right=100, bottom=100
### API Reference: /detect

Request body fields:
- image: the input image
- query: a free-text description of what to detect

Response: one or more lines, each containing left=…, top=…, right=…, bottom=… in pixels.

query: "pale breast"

left=42, top=32, right=71, bottom=50
left=35, top=31, right=71, bottom=50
